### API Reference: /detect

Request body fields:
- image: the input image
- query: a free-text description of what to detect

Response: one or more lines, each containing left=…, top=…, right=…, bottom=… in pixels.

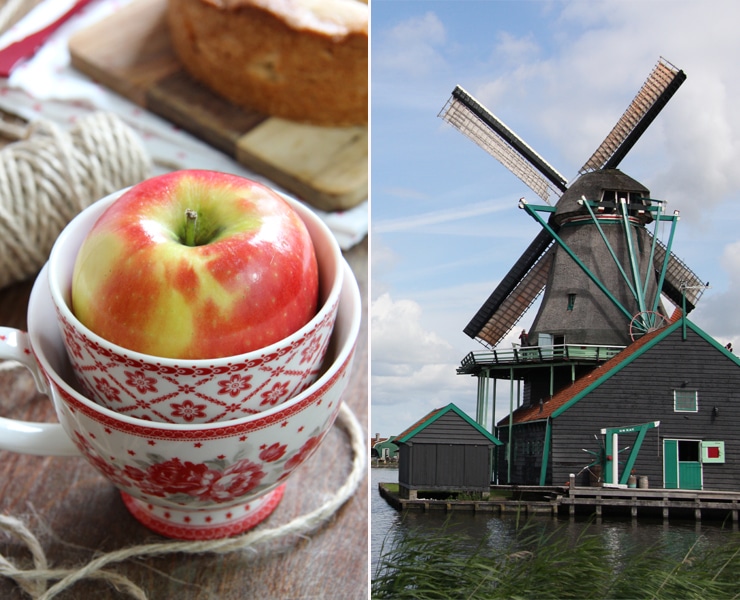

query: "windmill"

left=439, top=57, right=706, bottom=355
left=442, top=58, right=710, bottom=424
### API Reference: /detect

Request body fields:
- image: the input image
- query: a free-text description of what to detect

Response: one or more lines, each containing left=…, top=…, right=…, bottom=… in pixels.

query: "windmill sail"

left=579, top=57, right=686, bottom=174
left=439, top=86, right=568, bottom=204
left=650, top=234, right=705, bottom=311
left=464, top=231, right=555, bottom=347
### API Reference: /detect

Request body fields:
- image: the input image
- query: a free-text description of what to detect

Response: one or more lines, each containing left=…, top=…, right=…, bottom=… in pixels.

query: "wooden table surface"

left=0, top=238, right=369, bottom=599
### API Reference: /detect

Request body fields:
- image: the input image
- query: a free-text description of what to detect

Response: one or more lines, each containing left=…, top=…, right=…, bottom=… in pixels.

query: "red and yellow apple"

left=71, top=170, right=319, bottom=359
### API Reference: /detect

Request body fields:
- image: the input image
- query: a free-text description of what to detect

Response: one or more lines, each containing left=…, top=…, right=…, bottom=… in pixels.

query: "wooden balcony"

left=458, top=343, right=624, bottom=375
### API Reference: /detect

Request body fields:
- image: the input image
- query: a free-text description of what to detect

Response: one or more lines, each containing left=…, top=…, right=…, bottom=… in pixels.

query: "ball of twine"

left=0, top=112, right=152, bottom=290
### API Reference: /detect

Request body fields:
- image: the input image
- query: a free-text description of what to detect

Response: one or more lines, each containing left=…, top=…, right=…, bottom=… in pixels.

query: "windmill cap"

left=552, top=169, right=651, bottom=227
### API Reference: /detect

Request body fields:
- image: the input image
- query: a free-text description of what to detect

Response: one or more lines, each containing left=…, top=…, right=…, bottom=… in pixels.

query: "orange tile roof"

left=395, top=407, right=444, bottom=440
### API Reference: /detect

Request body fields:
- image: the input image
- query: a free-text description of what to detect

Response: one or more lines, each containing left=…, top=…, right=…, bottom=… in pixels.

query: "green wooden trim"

left=651, top=213, right=679, bottom=313
left=519, top=200, right=634, bottom=322
left=600, top=421, right=660, bottom=485
left=551, top=318, right=740, bottom=421
left=580, top=198, right=638, bottom=301
left=664, top=439, right=678, bottom=488
left=604, top=431, right=614, bottom=484
left=507, top=368, right=515, bottom=482
left=681, top=319, right=740, bottom=364
left=619, top=425, right=651, bottom=485
left=538, top=418, right=552, bottom=486
left=396, top=403, right=502, bottom=445
left=618, top=199, right=647, bottom=315
left=551, top=322, right=677, bottom=419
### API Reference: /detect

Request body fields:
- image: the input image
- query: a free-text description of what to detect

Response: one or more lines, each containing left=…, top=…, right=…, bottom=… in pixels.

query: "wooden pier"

left=379, top=480, right=740, bottom=525
left=379, top=485, right=559, bottom=516
left=562, top=480, right=740, bottom=523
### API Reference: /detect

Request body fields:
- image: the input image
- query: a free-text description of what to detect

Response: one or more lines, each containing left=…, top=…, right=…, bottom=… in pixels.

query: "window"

left=599, top=190, right=648, bottom=216
left=701, top=441, right=725, bottom=463
left=567, top=293, right=576, bottom=311
left=678, top=440, right=699, bottom=462
left=674, top=389, right=698, bottom=412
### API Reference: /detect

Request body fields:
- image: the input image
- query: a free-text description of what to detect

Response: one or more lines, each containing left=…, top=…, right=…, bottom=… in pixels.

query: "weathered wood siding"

left=551, top=327, right=740, bottom=490
left=399, top=411, right=495, bottom=491
left=406, top=411, right=494, bottom=444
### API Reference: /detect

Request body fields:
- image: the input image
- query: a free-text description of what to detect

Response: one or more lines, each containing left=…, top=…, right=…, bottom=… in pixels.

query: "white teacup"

left=47, top=185, right=343, bottom=423
left=0, top=259, right=360, bottom=540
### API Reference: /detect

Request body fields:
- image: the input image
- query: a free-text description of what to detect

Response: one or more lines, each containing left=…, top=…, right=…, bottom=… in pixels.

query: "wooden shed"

left=496, top=316, right=740, bottom=491
left=396, top=403, right=502, bottom=499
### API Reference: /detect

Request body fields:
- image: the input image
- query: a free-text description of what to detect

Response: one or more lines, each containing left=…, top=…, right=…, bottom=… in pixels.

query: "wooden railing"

left=459, top=344, right=624, bottom=370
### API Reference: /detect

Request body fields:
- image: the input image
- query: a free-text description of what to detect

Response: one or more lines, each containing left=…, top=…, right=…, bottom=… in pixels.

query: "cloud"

left=371, top=293, right=475, bottom=435
left=371, top=293, right=454, bottom=368
left=371, top=365, right=478, bottom=438
left=369, top=285, right=535, bottom=437
left=369, top=239, right=397, bottom=299
left=372, top=198, right=511, bottom=234
left=692, top=240, right=740, bottom=347
left=554, top=4, right=740, bottom=221
left=373, top=12, right=448, bottom=77
left=380, top=186, right=431, bottom=202
left=493, top=31, right=540, bottom=66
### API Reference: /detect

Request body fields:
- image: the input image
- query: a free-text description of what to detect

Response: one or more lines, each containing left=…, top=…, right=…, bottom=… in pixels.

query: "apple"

left=71, top=170, right=319, bottom=359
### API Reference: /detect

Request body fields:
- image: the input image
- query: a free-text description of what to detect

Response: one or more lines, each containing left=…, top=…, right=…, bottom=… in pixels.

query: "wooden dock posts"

left=380, top=480, right=740, bottom=525
left=379, top=484, right=559, bottom=517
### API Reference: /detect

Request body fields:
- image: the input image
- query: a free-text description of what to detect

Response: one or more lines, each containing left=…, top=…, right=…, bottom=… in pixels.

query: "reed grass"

left=372, top=516, right=740, bottom=599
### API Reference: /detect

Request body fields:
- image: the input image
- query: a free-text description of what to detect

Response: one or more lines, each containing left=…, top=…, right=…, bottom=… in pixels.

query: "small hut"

left=396, top=403, right=502, bottom=499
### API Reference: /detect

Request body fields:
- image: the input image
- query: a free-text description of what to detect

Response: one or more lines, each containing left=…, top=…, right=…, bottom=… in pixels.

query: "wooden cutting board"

left=68, top=0, right=367, bottom=212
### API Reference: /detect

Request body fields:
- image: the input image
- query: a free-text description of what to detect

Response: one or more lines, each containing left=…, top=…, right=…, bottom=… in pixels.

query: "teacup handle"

left=0, top=327, right=79, bottom=456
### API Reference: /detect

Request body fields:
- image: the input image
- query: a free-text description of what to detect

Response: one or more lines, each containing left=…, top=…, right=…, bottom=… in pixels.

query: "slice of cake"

left=168, top=0, right=368, bottom=126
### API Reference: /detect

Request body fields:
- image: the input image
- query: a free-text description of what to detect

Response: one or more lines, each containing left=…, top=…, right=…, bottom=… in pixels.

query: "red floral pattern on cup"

left=170, top=400, right=208, bottom=422
left=126, top=370, right=158, bottom=394
left=69, top=408, right=332, bottom=508
left=259, top=442, right=288, bottom=462
left=57, top=302, right=338, bottom=424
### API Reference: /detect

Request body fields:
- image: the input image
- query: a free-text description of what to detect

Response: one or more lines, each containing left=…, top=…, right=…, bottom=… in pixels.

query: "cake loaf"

left=167, top=0, right=368, bottom=126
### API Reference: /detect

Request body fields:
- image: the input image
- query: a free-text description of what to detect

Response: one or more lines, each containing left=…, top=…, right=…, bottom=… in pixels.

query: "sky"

left=370, top=0, right=740, bottom=439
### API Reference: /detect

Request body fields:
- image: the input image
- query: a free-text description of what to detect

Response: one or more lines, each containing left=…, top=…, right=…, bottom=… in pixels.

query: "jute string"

left=0, top=401, right=367, bottom=599
left=0, top=111, right=152, bottom=289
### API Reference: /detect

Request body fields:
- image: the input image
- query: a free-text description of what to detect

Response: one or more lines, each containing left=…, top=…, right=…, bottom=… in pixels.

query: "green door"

left=664, top=439, right=702, bottom=490
left=679, top=461, right=702, bottom=490
left=664, top=440, right=678, bottom=488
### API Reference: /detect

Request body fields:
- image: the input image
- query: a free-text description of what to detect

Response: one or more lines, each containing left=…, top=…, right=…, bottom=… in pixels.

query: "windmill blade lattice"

left=579, top=57, right=686, bottom=174
left=649, top=233, right=706, bottom=311
left=464, top=233, right=554, bottom=348
left=439, top=86, right=568, bottom=205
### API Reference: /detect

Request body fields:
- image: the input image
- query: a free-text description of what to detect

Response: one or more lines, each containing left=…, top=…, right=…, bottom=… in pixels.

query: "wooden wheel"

left=629, top=311, right=668, bottom=341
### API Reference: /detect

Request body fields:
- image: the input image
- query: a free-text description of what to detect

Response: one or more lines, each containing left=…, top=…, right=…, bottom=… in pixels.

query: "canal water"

left=371, top=468, right=737, bottom=577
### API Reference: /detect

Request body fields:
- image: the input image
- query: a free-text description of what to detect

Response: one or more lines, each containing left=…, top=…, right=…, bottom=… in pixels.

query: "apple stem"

left=185, top=209, right=198, bottom=247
